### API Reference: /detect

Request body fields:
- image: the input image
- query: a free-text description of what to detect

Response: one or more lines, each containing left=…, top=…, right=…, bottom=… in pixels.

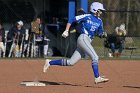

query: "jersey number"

left=90, top=26, right=96, bottom=32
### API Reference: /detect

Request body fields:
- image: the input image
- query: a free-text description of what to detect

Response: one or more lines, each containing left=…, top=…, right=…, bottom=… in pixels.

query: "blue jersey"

left=69, top=14, right=104, bottom=39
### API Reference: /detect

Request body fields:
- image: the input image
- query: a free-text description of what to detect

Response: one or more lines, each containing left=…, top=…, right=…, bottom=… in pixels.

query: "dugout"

left=0, top=0, right=88, bottom=57
left=1, top=0, right=139, bottom=58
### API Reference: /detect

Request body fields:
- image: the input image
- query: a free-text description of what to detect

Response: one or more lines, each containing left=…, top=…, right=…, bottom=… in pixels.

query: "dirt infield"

left=0, top=59, right=140, bottom=93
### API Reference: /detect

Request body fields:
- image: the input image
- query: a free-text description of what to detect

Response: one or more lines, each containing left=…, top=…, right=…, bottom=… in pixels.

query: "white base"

left=20, top=81, right=46, bottom=86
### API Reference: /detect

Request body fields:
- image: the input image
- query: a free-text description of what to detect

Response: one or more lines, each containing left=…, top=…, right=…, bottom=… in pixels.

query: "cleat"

left=43, top=59, right=51, bottom=73
left=95, top=76, right=109, bottom=84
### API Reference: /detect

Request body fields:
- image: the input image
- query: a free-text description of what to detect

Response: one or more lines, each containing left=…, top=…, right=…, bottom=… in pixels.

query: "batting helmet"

left=90, top=2, right=105, bottom=13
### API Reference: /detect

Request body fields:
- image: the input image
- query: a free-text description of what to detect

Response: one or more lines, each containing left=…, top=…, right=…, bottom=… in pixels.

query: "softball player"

left=43, top=2, right=109, bottom=84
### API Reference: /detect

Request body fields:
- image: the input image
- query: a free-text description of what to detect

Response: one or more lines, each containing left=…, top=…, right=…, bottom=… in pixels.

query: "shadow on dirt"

left=21, top=80, right=103, bottom=88
left=123, top=85, right=140, bottom=89
left=39, top=81, right=103, bottom=88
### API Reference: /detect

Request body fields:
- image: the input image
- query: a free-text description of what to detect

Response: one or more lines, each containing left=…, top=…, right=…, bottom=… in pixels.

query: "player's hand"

left=62, top=30, right=69, bottom=38
left=102, top=32, right=107, bottom=38
left=99, top=32, right=107, bottom=38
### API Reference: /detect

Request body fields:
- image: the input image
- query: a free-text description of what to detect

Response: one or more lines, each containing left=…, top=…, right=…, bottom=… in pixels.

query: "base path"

left=0, top=59, right=140, bottom=93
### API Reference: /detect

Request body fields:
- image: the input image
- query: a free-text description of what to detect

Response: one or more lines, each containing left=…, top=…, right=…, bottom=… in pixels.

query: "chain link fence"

left=0, top=0, right=139, bottom=58
left=90, top=0, right=140, bottom=58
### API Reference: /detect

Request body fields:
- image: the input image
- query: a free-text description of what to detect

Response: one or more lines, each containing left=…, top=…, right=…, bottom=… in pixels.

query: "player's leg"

left=77, top=34, right=109, bottom=83
left=43, top=48, right=82, bottom=72
left=77, top=34, right=100, bottom=78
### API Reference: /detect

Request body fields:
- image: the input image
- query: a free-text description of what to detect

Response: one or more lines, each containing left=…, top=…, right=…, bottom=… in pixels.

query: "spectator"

left=6, top=24, right=15, bottom=57
left=108, top=23, right=126, bottom=57
left=30, top=17, right=49, bottom=58
left=7, top=20, right=25, bottom=57
left=43, top=25, right=50, bottom=58
left=0, top=23, right=5, bottom=57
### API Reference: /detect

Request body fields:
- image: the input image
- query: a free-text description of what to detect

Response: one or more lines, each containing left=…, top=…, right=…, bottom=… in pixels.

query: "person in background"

left=7, top=20, right=25, bottom=57
left=108, top=23, right=126, bottom=57
left=0, top=23, right=5, bottom=57
left=30, top=17, right=42, bottom=57
left=43, top=25, right=50, bottom=58
left=30, top=17, right=49, bottom=58
left=6, top=24, right=14, bottom=57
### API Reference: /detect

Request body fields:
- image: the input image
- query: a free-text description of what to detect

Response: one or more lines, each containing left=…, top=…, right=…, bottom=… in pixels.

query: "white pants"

left=0, top=42, right=5, bottom=52
left=67, top=34, right=99, bottom=65
left=44, top=45, right=48, bottom=55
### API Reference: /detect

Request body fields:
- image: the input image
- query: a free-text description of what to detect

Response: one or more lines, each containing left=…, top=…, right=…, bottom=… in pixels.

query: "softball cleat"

left=95, top=76, right=109, bottom=84
left=43, top=59, right=51, bottom=73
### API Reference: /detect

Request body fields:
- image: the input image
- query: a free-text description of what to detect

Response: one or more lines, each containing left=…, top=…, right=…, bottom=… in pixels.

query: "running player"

left=43, top=2, right=109, bottom=84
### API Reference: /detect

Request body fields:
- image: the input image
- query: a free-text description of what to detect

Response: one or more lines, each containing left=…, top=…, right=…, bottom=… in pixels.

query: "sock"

left=92, top=62, right=99, bottom=78
left=49, top=59, right=62, bottom=65
left=49, top=59, right=68, bottom=66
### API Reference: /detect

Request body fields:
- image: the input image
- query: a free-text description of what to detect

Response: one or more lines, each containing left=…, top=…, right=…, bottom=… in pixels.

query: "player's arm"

left=62, top=14, right=88, bottom=38
left=62, top=23, right=71, bottom=38
left=98, top=21, right=107, bottom=38
left=65, top=23, right=71, bottom=31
